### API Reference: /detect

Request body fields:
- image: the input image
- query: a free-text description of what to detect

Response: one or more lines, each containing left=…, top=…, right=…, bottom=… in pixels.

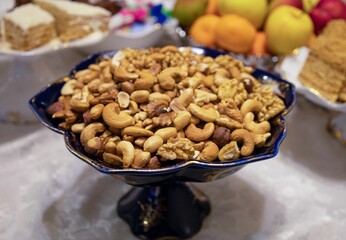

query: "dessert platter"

left=277, top=20, right=346, bottom=113
left=0, top=0, right=176, bottom=123
left=0, top=0, right=111, bottom=56
left=29, top=46, right=295, bottom=239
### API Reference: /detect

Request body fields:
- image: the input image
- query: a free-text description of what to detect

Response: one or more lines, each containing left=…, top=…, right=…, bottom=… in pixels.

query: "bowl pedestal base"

left=117, top=182, right=211, bottom=239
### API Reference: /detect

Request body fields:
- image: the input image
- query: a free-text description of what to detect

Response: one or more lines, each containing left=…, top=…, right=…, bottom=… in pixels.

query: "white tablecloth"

left=1, top=95, right=346, bottom=240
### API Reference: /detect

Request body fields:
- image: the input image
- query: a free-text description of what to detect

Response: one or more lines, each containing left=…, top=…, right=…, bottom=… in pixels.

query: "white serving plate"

left=277, top=47, right=346, bottom=113
left=0, top=31, right=108, bottom=57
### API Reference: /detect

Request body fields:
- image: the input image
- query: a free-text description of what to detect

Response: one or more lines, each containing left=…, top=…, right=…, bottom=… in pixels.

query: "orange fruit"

left=189, top=15, right=220, bottom=48
left=251, top=32, right=267, bottom=56
left=215, top=14, right=257, bottom=54
left=205, top=0, right=218, bottom=15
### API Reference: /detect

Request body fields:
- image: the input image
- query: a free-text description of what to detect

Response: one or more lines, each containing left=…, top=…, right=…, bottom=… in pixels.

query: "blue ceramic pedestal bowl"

left=29, top=47, right=295, bottom=240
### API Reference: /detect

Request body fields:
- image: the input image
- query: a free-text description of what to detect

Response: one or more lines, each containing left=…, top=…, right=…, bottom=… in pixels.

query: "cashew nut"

left=80, top=122, right=106, bottom=146
left=158, top=67, right=188, bottom=90
left=230, top=129, right=255, bottom=157
left=160, top=45, right=179, bottom=53
left=134, top=71, right=156, bottom=90
left=154, top=127, right=177, bottom=142
left=185, top=123, right=215, bottom=142
left=70, top=92, right=93, bottom=112
left=188, top=103, right=218, bottom=122
left=251, top=132, right=271, bottom=147
left=143, top=135, right=164, bottom=153
left=102, top=103, right=134, bottom=129
left=132, top=151, right=151, bottom=169
left=178, top=88, right=194, bottom=107
left=214, top=69, right=229, bottom=86
left=240, top=99, right=263, bottom=116
left=103, top=152, right=122, bottom=166
left=98, top=82, right=115, bottom=94
left=122, top=126, right=154, bottom=137
left=134, top=137, right=147, bottom=148
left=194, top=89, right=218, bottom=105
left=61, top=79, right=77, bottom=95
left=114, top=65, right=138, bottom=81
left=218, top=141, right=240, bottom=162
left=215, top=116, right=243, bottom=130
left=173, top=111, right=191, bottom=131
left=104, top=141, right=117, bottom=154
left=116, top=141, right=135, bottom=168
left=198, top=141, right=219, bottom=162
left=243, top=112, right=271, bottom=134
left=90, top=104, right=104, bottom=120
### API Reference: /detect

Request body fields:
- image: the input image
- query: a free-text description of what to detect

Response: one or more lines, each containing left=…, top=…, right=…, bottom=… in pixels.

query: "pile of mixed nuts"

left=47, top=46, right=286, bottom=169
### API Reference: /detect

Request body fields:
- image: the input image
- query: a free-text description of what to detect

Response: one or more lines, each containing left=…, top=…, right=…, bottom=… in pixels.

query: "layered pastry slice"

left=298, top=19, right=346, bottom=103
left=34, top=0, right=111, bottom=42
left=2, top=3, right=56, bottom=51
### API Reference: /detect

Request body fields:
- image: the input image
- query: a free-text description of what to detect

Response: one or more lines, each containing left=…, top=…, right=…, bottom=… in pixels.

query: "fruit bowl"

left=29, top=47, right=295, bottom=239
left=176, top=26, right=281, bottom=72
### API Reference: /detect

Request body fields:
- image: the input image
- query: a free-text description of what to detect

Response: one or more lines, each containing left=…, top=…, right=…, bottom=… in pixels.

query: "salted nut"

left=243, top=112, right=271, bottom=134
left=198, top=141, right=219, bottom=162
left=158, top=67, right=188, bottom=90
left=122, top=126, right=153, bottom=137
left=116, top=141, right=135, bottom=168
left=218, top=141, right=240, bottom=162
left=173, top=111, right=191, bottom=131
left=143, top=135, right=164, bottom=153
left=240, top=99, right=263, bottom=116
left=80, top=122, right=106, bottom=147
left=230, top=129, right=255, bottom=157
left=48, top=47, right=286, bottom=169
left=102, top=103, right=134, bottom=129
left=185, top=123, right=215, bottom=142
left=188, top=103, right=218, bottom=122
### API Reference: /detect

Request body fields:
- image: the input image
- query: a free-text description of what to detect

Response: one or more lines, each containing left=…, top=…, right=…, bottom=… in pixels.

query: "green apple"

left=265, top=6, right=313, bottom=55
left=173, top=0, right=209, bottom=28
left=216, top=0, right=268, bottom=29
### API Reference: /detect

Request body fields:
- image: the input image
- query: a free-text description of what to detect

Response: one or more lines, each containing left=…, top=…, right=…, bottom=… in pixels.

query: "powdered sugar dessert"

left=2, top=3, right=56, bottom=51
left=34, top=0, right=111, bottom=41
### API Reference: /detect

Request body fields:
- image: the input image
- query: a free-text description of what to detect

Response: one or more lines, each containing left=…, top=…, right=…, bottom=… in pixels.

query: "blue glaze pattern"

left=29, top=47, right=296, bottom=186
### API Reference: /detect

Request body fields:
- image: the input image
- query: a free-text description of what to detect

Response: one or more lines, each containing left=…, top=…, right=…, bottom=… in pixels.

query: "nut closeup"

left=47, top=47, right=285, bottom=169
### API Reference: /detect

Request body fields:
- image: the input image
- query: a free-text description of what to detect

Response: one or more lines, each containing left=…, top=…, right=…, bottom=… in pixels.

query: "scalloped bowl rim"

left=29, top=47, right=295, bottom=175
left=63, top=120, right=287, bottom=175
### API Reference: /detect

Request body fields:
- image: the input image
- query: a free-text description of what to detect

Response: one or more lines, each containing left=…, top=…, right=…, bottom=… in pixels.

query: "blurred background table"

left=1, top=1, right=346, bottom=238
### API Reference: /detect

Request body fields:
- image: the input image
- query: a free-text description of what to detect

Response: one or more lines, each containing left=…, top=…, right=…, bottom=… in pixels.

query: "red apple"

left=309, top=0, right=346, bottom=34
left=310, top=7, right=333, bottom=34
left=318, top=0, right=346, bottom=19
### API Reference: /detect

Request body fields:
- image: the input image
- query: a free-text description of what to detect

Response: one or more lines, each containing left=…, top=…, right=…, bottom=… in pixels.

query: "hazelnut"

left=145, top=156, right=161, bottom=169
left=83, top=110, right=93, bottom=125
left=212, top=127, right=230, bottom=147
left=47, top=102, right=64, bottom=115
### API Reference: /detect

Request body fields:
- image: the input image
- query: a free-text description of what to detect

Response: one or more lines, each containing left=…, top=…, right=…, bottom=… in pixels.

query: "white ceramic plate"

left=277, top=47, right=346, bottom=113
left=0, top=31, right=108, bottom=57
